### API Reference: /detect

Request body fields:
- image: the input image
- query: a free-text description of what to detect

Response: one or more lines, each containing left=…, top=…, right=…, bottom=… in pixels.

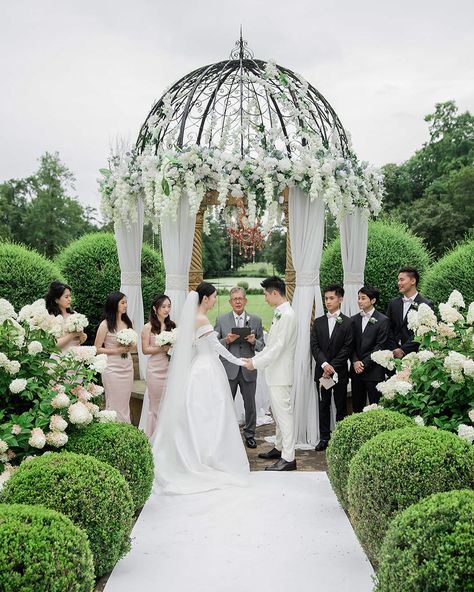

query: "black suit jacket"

left=350, top=309, right=390, bottom=382
left=310, top=313, right=353, bottom=382
left=386, top=293, right=433, bottom=354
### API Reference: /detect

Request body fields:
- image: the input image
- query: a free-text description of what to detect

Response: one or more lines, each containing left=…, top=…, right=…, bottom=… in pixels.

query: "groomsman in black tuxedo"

left=350, top=286, right=390, bottom=412
left=311, top=285, right=353, bottom=451
left=386, top=267, right=433, bottom=359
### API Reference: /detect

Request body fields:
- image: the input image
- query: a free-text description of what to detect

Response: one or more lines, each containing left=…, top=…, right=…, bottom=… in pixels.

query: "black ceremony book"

left=231, top=327, right=251, bottom=339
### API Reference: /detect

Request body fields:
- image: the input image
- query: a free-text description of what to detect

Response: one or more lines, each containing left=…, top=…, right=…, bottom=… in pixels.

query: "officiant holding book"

left=215, top=286, right=264, bottom=448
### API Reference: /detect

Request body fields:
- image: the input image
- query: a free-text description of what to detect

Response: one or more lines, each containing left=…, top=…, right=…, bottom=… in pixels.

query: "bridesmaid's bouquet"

left=155, top=328, right=178, bottom=348
left=65, top=313, right=89, bottom=333
left=116, top=328, right=138, bottom=358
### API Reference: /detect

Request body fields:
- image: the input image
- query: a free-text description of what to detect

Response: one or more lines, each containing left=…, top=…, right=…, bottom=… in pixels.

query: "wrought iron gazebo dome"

left=136, top=36, right=350, bottom=159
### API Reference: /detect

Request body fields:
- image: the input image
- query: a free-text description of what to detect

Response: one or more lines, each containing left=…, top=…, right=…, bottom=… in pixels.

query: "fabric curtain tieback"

left=166, top=274, right=189, bottom=291
left=343, top=273, right=363, bottom=285
left=120, top=272, right=141, bottom=286
left=296, top=271, right=319, bottom=287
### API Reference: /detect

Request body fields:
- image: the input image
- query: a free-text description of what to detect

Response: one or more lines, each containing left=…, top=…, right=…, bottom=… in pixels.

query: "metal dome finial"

left=230, top=29, right=253, bottom=60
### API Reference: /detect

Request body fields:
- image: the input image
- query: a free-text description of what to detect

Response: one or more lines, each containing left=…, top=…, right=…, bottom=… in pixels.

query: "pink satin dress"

left=145, top=332, right=170, bottom=436
left=101, top=332, right=134, bottom=423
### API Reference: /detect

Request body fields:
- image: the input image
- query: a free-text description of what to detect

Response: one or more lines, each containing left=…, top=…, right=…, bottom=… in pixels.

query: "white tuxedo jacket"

left=252, top=301, right=297, bottom=386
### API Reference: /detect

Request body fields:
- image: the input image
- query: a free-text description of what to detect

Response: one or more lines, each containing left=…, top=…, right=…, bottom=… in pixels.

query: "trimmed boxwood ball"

left=347, top=427, right=474, bottom=566
left=0, top=242, right=63, bottom=312
left=56, top=232, right=164, bottom=334
left=320, top=220, right=430, bottom=312
left=420, top=239, right=474, bottom=306
left=0, top=452, right=134, bottom=577
left=66, top=422, right=154, bottom=511
left=327, top=410, right=414, bottom=509
left=0, top=503, right=94, bottom=592
left=375, top=490, right=474, bottom=592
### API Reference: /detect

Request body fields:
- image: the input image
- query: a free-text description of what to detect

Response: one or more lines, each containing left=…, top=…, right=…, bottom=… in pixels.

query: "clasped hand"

left=241, top=358, right=254, bottom=370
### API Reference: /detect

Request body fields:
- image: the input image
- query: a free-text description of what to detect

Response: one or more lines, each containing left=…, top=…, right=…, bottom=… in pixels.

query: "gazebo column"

left=282, top=187, right=295, bottom=303
left=188, top=203, right=206, bottom=290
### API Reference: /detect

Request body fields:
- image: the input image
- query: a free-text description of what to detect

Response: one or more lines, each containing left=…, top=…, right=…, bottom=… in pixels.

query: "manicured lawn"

left=208, top=293, right=274, bottom=331
left=206, top=276, right=265, bottom=290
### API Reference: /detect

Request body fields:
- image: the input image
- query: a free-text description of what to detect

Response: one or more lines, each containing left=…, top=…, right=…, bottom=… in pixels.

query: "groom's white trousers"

left=269, top=385, right=296, bottom=462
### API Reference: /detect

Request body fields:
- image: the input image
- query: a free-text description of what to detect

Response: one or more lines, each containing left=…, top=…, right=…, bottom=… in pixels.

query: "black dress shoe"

left=258, top=447, right=281, bottom=460
left=315, top=439, right=329, bottom=452
left=245, top=437, right=257, bottom=449
left=265, top=458, right=297, bottom=471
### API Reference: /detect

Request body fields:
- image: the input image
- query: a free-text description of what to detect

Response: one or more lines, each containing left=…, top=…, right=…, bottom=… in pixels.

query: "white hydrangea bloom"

left=90, top=354, right=108, bottom=373
left=467, top=302, right=474, bottom=325
left=51, top=392, right=71, bottom=409
left=69, top=346, right=97, bottom=364
left=443, top=351, right=467, bottom=383
left=417, top=350, right=435, bottom=363
left=28, top=427, right=46, bottom=449
left=45, top=431, right=68, bottom=448
left=0, top=440, right=8, bottom=454
left=64, top=313, right=88, bottom=333
left=67, top=401, right=93, bottom=425
left=457, top=424, right=474, bottom=443
left=9, top=378, right=27, bottom=393
left=446, top=290, right=465, bottom=309
left=468, top=409, right=474, bottom=423
left=116, top=328, right=138, bottom=346
left=97, top=409, right=117, bottom=423
left=401, top=352, right=420, bottom=370
left=439, top=303, right=463, bottom=324
left=27, top=341, right=43, bottom=356
left=371, top=350, right=396, bottom=370
left=414, top=415, right=425, bottom=426
left=0, top=299, right=17, bottom=323
left=463, top=359, right=474, bottom=378
left=5, top=360, right=20, bottom=375
left=49, top=415, right=68, bottom=432
left=362, top=404, right=383, bottom=412
left=431, top=380, right=442, bottom=389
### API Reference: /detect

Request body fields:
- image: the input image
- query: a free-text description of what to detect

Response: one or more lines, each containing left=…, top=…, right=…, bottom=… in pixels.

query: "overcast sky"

left=1, top=0, right=473, bottom=212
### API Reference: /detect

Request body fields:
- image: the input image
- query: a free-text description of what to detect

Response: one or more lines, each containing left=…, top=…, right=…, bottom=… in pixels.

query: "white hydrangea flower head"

left=45, top=431, right=68, bottom=448
left=457, top=424, right=474, bottom=443
left=468, top=409, right=474, bottom=423
left=431, top=380, right=442, bottom=389
left=51, top=392, right=71, bottom=409
left=27, top=341, right=43, bottom=356
left=0, top=299, right=17, bottom=323
left=0, top=440, right=9, bottom=454
left=9, top=378, right=27, bottom=394
left=414, top=415, right=425, bottom=426
left=5, top=360, right=20, bottom=375
left=446, top=290, right=465, bottom=309
left=69, top=346, right=97, bottom=364
left=417, top=350, right=435, bottom=363
left=97, top=409, right=117, bottom=423
left=371, top=350, right=396, bottom=370
left=28, top=427, right=46, bottom=449
left=49, top=415, right=68, bottom=432
left=362, top=404, right=383, bottom=412
left=90, top=354, right=108, bottom=373
left=467, top=302, right=474, bottom=325
left=439, top=303, right=463, bottom=325
left=67, top=401, right=93, bottom=425
left=463, top=359, right=474, bottom=378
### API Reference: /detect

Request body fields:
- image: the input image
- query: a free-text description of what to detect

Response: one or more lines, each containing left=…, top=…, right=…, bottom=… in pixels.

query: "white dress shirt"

left=360, top=307, right=375, bottom=332
left=326, top=310, right=341, bottom=338
left=402, top=292, right=418, bottom=319
left=233, top=313, right=245, bottom=328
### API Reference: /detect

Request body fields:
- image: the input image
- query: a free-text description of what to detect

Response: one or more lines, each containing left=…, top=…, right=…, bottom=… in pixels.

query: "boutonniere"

left=410, top=302, right=419, bottom=309
left=368, top=317, right=378, bottom=325
left=274, top=311, right=282, bottom=321
left=335, top=316, right=343, bottom=324
left=245, top=316, right=251, bottom=326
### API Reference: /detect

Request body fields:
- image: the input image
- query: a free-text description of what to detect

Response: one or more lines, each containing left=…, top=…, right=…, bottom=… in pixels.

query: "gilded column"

left=282, top=187, right=295, bottom=303
left=188, top=204, right=206, bottom=290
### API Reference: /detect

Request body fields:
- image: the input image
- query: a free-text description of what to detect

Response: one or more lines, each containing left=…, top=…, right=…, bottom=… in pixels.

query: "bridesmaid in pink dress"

left=94, top=291, right=135, bottom=423
left=45, top=281, right=87, bottom=352
left=141, top=294, right=176, bottom=437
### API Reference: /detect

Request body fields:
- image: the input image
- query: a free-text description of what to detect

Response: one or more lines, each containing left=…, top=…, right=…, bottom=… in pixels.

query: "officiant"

left=215, top=286, right=265, bottom=449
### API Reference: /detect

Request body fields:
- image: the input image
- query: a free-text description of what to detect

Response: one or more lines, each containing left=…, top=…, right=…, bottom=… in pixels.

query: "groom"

left=243, top=276, right=298, bottom=471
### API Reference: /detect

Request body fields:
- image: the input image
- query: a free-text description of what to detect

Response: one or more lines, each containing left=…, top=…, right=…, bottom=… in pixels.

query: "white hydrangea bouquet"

left=64, top=313, right=89, bottom=333
left=155, top=328, right=178, bottom=347
left=371, top=290, right=474, bottom=441
left=116, top=328, right=138, bottom=358
left=0, top=298, right=115, bottom=488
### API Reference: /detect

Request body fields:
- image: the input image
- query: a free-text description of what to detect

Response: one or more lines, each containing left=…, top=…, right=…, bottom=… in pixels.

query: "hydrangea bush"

left=0, top=298, right=116, bottom=487
left=372, top=290, right=474, bottom=437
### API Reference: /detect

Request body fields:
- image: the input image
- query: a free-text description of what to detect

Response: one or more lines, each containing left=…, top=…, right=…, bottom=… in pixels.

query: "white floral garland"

left=99, top=61, right=384, bottom=230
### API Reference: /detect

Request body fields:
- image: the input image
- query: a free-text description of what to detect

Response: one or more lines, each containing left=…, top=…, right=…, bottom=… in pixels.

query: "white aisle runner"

left=105, top=472, right=373, bottom=592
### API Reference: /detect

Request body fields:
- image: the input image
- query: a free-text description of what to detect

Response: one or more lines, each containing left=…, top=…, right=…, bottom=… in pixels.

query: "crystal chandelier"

left=227, top=197, right=268, bottom=267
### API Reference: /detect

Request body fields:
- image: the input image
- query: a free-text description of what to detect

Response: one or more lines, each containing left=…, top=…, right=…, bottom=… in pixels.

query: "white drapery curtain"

left=339, top=208, right=368, bottom=316
left=139, top=194, right=196, bottom=431
left=288, top=187, right=325, bottom=447
left=115, top=198, right=146, bottom=379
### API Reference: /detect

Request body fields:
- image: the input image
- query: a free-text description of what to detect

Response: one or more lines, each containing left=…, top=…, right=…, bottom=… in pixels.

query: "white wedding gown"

left=153, top=322, right=250, bottom=494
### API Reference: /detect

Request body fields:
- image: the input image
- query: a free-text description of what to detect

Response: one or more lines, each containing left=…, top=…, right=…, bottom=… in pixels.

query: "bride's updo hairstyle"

left=196, top=282, right=216, bottom=304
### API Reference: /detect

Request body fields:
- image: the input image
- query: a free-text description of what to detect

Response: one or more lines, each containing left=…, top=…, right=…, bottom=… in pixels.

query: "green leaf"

left=161, top=177, right=170, bottom=196
left=99, top=168, right=111, bottom=177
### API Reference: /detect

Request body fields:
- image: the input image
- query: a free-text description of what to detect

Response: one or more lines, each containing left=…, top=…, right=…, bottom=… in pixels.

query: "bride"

left=152, top=282, right=250, bottom=494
